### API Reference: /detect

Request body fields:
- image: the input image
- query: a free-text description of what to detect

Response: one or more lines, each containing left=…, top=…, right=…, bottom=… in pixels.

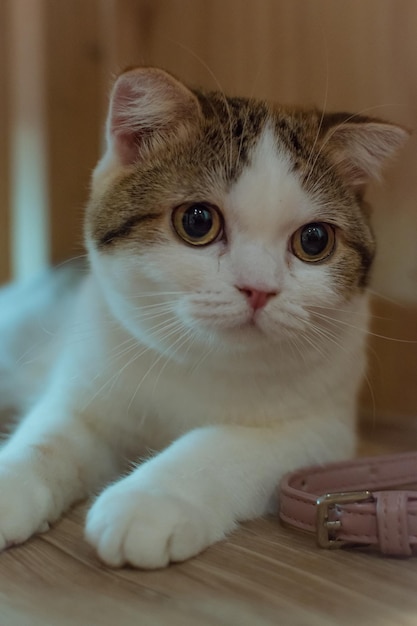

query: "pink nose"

left=238, top=286, right=277, bottom=311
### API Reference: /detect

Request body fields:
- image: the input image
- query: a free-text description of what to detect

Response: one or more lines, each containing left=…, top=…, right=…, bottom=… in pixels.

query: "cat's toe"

left=0, top=466, right=55, bottom=549
left=85, top=485, right=222, bottom=569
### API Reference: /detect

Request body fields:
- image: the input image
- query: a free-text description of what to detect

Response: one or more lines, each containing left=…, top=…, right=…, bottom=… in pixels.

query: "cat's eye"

left=291, top=222, right=336, bottom=263
left=172, top=202, right=223, bottom=246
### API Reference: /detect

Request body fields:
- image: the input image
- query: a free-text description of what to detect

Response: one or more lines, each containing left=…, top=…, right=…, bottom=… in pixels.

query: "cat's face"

left=85, top=68, right=407, bottom=355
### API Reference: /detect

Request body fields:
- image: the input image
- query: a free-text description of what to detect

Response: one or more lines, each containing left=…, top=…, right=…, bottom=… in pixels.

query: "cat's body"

left=0, top=68, right=407, bottom=568
left=0, top=264, right=364, bottom=454
left=0, top=264, right=82, bottom=416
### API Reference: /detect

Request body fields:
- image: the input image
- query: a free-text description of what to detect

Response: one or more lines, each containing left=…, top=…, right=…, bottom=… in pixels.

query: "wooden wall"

left=45, top=0, right=103, bottom=265
left=0, top=0, right=10, bottom=283
left=0, top=0, right=416, bottom=423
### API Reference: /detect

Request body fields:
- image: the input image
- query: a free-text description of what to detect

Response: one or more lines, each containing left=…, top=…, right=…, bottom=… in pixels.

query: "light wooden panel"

left=7, top=0, right=50, bottom=280
left=0, top=0, right=10, bottom=283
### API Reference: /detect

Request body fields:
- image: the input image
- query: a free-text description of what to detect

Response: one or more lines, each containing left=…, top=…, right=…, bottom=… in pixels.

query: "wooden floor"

left=1, top=425, right=416, bottom=626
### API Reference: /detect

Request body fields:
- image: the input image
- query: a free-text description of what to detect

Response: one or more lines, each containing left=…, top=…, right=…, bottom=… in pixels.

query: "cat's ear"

left=321, top=116, right=410, bottom=188
left=96, top=67, right=201, bottom=176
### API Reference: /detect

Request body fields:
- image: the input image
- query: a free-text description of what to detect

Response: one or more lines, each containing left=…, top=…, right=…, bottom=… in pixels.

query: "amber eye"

left=172, top=202, right=223, bottom=246
left=291, top=222, right=336, bottom=263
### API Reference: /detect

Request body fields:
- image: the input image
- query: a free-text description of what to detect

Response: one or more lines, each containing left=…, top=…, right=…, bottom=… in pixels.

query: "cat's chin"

left=191, top=319, right=284, bottom=353
left=192, top=310, right=304, bottom=343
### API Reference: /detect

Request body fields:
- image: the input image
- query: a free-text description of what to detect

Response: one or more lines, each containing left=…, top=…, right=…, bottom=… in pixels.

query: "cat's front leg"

left=86, top=418, right=355, bottom=569
left=0, top=396, right=119, bottom=549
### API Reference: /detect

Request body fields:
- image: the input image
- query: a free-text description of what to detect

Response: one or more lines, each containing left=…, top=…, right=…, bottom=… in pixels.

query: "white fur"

left=0, top=126, right=368, bottom=568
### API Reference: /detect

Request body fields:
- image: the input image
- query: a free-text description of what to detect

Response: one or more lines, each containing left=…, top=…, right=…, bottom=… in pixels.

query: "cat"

left=0, top=67, right=408, bottom=569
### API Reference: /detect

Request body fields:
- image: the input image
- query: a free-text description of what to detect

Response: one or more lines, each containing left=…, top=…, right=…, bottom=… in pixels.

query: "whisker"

left=134, top=308, right=178, bottom=322
left=82, top=318, right=186, bottom=409
left=53, top=254, right=89, bottom=271
left=127, top=324, right=194, bottom=413
left=128, top=291, right=186, bottom=299
left=308, top=321, right=351, bottom=355
left=289, top=332, right=317, bottom=366
left=309, top=303, right=389, bottom=321
left=131, top=301, right=178, bottom=311
left=189, top=338, right=218, bottom=375
left=164, top=38, right=235, bottom=176
left=150, top=327, right=197, bottom=399
left=234, top=49, right=271, bottom=172
left=311, top=310, right=417, bottom=344
left=296, top=326, right=332, bottom=362
left=365, top=288, right=409, bottom=308
left=304, top=20, right=329, bottom=190
left=82, top=346, right=142, bottom=411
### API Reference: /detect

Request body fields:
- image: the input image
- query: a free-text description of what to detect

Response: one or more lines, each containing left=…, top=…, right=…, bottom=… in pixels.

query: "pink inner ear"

left=112, top=130, right=141, bottom=166
left=103, top=68, right=201, bottom=169
left=324, top=122, right=409, bottom=187
left=109, top=79, right=145, bottom=165
left=110, top=80, right=143, bottom=131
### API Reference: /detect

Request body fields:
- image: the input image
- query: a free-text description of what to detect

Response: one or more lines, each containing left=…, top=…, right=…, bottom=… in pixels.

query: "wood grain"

left=44, top=0, right=102, bottom=266
left=361, top=297, right=417, bottom=425
left=0, top=427, right=416, bottom=626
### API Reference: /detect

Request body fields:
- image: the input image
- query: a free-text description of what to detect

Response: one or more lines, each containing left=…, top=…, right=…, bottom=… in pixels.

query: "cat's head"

left=85, top=67, right=408, bottom=355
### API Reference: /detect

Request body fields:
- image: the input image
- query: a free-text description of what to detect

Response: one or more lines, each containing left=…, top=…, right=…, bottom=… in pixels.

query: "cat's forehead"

left=195, top=93, right=344, bottom=225
left=89, top=90, right=369, bottom=253
left=196, top=91, right=321, bottom=173
left=226, top=125, right=318, bottom=237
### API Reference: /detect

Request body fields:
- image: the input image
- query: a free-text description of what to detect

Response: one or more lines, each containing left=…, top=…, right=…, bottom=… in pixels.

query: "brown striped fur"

left=85, top=68, right=408, bottom=295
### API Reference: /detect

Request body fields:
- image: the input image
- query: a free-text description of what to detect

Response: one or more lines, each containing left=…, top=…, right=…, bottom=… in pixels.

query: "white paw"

left=0, top=465, right=54, bottom=549
left=85, top=483, right=225, bottom=569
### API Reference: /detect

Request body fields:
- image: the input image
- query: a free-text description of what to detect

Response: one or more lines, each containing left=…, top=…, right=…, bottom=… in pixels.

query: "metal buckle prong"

left=316, top=490, right=373, bottom=549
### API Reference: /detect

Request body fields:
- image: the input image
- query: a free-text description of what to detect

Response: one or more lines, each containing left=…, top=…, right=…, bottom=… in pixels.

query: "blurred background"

left=0, top=0, right=416, bottom=427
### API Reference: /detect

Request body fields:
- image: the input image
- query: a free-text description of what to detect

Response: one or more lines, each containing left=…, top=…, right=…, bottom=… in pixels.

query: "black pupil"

left=183, top=205, right=213, bottom=239
left=301, top=223, right=329, bottom=256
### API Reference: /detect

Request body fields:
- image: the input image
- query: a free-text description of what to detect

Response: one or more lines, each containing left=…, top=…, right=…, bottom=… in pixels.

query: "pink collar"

left=279, top=451, right=417, bottom=556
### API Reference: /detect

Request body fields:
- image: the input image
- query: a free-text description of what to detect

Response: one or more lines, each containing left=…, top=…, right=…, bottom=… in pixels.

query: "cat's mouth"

left=220, top=309, right=269, bottom=336
left=180, top=293, right=285, bottom=339
left=242, top=309, right=264, bottom=328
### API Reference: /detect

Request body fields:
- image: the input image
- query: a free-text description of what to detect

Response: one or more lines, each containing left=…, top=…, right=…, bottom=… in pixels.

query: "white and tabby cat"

left=0, top=68, right=408, bottom=568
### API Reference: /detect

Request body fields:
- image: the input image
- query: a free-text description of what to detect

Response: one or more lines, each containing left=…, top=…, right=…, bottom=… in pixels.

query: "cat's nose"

left=237, top=286, right=277, bottom=311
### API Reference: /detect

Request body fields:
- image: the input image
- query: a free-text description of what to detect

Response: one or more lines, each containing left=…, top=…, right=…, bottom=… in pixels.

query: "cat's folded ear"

left=95, top=67, right=201, bottom=180
left=320, top=114, right=410, bottom=188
